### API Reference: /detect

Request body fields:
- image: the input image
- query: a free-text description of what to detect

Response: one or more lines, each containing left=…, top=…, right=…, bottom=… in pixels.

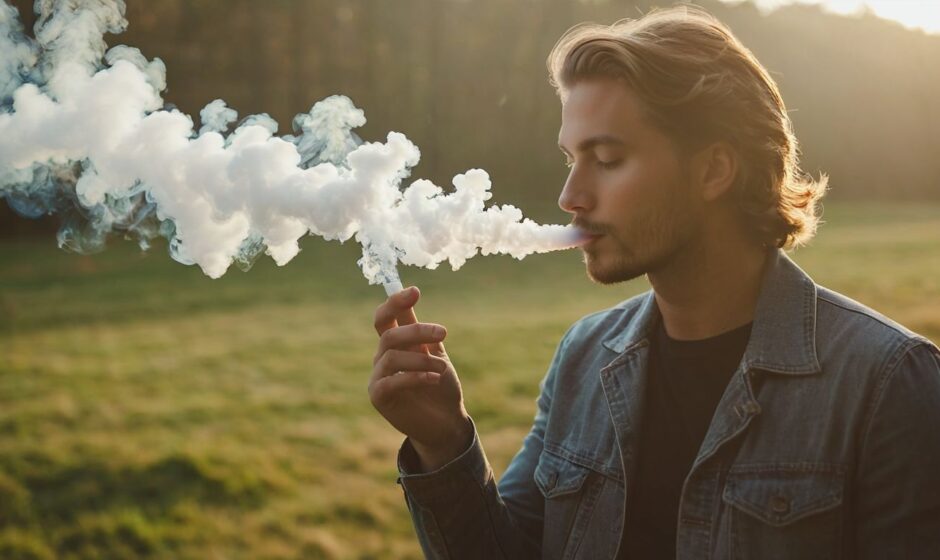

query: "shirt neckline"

left=655, top=320, right=754, bottom=358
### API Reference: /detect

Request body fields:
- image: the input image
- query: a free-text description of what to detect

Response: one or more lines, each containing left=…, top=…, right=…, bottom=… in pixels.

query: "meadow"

left=1, top=202, right=938, bottom=559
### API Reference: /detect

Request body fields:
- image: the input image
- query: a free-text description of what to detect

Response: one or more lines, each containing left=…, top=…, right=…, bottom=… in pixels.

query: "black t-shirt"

left=619, top=319, right=753, bottom=560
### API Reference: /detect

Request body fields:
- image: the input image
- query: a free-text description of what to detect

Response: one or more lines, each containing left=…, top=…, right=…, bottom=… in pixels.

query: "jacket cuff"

left=397, top=416, right=491, bottom=507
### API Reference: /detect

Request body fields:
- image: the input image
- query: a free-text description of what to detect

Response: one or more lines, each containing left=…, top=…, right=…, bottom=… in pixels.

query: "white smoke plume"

left=0, top=0, right=585, bottom=285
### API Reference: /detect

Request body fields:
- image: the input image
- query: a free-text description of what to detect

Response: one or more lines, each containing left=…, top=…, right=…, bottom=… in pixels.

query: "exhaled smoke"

left=0, top=0, right=584, bottom=285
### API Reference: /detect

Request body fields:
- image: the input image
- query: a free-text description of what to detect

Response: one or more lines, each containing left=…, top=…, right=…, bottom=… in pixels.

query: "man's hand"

left=370, top=286, right=473, bottom=472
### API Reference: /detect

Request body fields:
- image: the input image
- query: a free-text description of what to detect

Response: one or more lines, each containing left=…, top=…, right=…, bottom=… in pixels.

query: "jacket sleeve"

left=395, top=329, right=570, bottom=559
left=856, top=338, right=940, bottom=558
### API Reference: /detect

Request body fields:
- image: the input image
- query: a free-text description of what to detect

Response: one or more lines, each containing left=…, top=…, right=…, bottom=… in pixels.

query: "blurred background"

left=1, top=1, right=938, bottom=558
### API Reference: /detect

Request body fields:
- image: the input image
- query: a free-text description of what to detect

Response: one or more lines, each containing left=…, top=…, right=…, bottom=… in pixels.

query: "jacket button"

left=770, top=495, right=790, bottom=514
left=734, top=401, right=761, bottom=418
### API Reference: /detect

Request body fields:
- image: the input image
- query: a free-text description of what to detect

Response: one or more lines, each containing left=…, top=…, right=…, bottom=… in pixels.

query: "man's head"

left=550, top=5, right=827, bottom=284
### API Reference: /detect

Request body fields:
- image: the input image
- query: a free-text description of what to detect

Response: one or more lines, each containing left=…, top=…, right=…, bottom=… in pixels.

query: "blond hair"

left=548, top=4, right=827, bottom=250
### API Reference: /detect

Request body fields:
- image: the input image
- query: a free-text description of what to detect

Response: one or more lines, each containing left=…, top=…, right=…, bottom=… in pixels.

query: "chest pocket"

left=722, top=465, right=845, bottom=560
left=535, top=451, right=590, bottom=498
left=534, top=450, right=604, bottom=559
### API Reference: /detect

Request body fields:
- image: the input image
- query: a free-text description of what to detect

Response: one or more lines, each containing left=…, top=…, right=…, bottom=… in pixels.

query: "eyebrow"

left=558, top=135, right=626, bottom=155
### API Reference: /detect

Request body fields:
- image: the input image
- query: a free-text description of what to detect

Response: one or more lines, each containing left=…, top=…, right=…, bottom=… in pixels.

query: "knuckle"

left=379, top=328, right=396, bottom=347
left=373, top=305, right=386, bottom=327
left=422, top=323, right=443, bottom=338
left=367, top=382, right=380, bottom=403
left=394, top=325, right=416, bottom=344
left=376, top=351, right=393, bottom=373
left=370, top=386, right=387, bottom=407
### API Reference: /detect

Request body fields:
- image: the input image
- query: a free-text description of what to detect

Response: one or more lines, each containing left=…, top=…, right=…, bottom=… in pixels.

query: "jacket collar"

left=602, top=249, right=821, bottom=376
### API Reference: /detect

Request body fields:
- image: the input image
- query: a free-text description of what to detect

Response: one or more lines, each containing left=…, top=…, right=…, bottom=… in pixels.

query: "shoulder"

left=816, top=285, right=923, bottom=342
left=815, top=285, right=935, bottom=368
left=816, top=286, right=931, bottom=352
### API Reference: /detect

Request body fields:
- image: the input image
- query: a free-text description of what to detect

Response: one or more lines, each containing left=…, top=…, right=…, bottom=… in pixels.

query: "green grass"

left=0, top=202, right=938, bottom=559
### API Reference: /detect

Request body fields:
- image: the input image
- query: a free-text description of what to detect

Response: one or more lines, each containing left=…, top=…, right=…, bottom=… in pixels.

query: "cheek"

left=596, top=161, right=668, bottom=222
left=596, top=164, right=644, bottom=208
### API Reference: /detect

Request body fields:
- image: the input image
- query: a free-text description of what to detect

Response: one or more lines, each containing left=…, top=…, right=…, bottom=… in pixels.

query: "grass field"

left=1, top=202, right=938, bottom=559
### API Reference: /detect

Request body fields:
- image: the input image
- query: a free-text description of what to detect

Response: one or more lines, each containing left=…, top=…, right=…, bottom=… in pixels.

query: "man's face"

left=558, top=78, right=704, bottom=284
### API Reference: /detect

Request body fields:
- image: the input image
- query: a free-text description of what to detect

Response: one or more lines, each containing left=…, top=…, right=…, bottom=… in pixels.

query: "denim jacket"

left=396, top=249, right=940, bottom=559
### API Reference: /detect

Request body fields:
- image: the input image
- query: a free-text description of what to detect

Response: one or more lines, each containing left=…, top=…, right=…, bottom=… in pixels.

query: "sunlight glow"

left=721, top=0, right=940, bottom=34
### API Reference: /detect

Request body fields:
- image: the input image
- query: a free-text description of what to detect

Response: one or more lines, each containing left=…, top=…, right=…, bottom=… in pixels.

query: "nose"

left=558, top=166, right=592, bottom=215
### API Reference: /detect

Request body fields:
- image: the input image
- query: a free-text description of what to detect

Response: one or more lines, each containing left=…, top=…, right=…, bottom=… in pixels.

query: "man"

left=368, top=5, right=940, bottom=559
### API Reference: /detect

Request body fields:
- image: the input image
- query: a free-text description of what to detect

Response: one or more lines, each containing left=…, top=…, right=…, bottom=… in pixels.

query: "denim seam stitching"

left=475, top=468, right=509, bottom=560
left=564, top=473, right=605, bottom=560
left=817, top=291, right=926, bottom=341
left=727, top=462, right=848, bottom=475
left=703, top=471, right=721, bottom=551
left=858, top=338, right=925, bottom=467
left=541, top=443, right=623, bottom=483
left=726, top=492, right=842, bottom=525
left=418, top=502, right=452, bottom=560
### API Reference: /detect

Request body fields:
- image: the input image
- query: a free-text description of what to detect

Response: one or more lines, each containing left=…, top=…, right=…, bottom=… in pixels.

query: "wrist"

left=411, top=416, right=473, bottom=472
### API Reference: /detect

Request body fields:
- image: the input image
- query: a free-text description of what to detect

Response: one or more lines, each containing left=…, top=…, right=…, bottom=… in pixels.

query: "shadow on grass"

left=0, top=452, right=270, bottom=558
left=26, top=453, right=268, bottom=522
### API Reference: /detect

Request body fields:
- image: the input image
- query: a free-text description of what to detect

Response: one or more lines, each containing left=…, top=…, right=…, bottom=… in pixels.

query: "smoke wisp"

left=0, top=0, right=584, bottom=285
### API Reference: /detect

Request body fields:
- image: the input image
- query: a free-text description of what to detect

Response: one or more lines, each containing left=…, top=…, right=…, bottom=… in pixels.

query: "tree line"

left=4, top=0, right=939, bottom=236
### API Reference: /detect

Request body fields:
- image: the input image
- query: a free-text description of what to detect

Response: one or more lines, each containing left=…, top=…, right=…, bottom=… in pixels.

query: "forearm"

left=397, top=419, right=542, bottom=559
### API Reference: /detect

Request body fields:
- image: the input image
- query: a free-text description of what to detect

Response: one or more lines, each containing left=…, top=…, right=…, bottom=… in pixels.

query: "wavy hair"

left=548, top=4, right=827, bottom=249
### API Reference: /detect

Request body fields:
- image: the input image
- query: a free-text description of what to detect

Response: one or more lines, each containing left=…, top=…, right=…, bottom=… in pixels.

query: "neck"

left=648, top=224, right=770, bottom=342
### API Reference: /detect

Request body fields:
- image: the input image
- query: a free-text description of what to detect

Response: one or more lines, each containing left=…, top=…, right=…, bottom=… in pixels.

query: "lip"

left=581, top=233, right=604, bottom=247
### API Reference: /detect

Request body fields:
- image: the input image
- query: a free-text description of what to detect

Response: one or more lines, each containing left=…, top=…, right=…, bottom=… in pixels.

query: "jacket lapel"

left=598, top=249, right=822, bottom=481
left=599, top=291, right=659, bottom=490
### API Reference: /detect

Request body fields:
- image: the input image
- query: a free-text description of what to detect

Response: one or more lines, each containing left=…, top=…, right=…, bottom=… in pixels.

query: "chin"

left=584, top=252, right=647, bottom=285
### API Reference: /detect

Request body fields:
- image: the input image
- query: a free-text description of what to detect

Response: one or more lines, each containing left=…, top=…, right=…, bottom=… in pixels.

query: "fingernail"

left=431, top=325, right=445, bottom=338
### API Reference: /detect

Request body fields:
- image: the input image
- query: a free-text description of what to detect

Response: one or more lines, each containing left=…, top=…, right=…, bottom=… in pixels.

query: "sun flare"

left=725, top=0, right=940, bottom=34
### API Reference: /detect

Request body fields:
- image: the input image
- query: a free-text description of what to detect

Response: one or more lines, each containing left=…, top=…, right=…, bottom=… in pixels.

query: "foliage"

left=4, top=0, right=940, bottom=235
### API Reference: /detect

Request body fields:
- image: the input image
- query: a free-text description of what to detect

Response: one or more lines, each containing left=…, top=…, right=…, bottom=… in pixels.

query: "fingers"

left=374, top=286, right=420, bottom=336
left=373, top=285, right=447, bottom=356
left=373, top=349, right=449, bottom=381
left=370, top=371, right=441, bottom=404
left=376, top=322, right=447, bottom=360
left=396, top=305, right=419, bottom=328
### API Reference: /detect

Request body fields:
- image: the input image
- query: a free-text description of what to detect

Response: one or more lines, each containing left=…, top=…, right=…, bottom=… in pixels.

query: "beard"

left=584, top=237, right=683, bottom=284
left=580, top=189, right=701, bottom=285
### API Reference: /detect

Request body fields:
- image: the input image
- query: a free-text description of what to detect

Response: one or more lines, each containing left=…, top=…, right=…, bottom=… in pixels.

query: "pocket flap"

left=723, top=467, right=844, bottom=527
left=534, top=450, right=590, bottom=499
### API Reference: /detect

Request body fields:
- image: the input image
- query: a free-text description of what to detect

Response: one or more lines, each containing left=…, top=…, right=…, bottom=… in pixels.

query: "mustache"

left=571, top=218, right=612, bottom=236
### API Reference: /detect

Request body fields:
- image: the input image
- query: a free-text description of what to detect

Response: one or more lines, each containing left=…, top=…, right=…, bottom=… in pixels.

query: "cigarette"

left=383, top=280, right=404, bottom=297
left=381, top=272, right=421, bottom=336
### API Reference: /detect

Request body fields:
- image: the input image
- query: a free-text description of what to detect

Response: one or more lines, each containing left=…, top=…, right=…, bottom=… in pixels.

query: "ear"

left=691, top=142, right=738, bottom=202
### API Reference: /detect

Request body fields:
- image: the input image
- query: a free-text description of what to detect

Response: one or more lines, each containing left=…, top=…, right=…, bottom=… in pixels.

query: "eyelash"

left=563, top=158, right=622, bottom=170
